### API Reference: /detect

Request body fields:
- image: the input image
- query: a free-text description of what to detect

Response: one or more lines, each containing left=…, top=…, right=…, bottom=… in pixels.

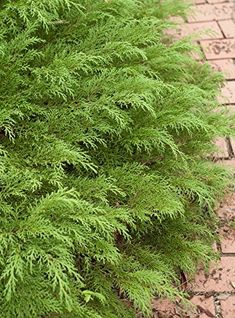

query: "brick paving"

left=152, top=0, right=235, bottom=317
left=152, top=195, right=235, bottom=317
left=209, top=59, right=235, bottom=79
left=186, top=0, right=235, bottom=162
left=187, top=3, right=234, bottom=22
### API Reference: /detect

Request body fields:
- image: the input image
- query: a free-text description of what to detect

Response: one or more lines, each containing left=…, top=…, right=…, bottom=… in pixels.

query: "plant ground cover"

left=0, top=0, right=234, bottom=317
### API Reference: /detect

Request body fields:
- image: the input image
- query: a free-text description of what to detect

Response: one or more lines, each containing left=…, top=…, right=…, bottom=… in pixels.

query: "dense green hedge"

left=0, top=0, right=233, bottom=317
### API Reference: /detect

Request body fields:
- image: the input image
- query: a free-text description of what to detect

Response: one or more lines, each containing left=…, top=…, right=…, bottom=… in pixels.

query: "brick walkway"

left=152, top=0, right=235, bottom=317
left=191, top=0, right=235, bottom=161
left=152, top=194, right=235, bottom=317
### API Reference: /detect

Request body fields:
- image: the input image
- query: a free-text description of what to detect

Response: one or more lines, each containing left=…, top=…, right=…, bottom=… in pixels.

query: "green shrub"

left=0, top=0, right=233, bottom=317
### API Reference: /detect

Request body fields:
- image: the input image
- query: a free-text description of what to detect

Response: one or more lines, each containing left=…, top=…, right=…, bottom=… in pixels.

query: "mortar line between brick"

left=222, top=103, right=235, bottom=105
left=188, top=19, right=230, bottom=23
left=221, top=252, right=235, bottom=256
left=200, top=37, right=228, bottom=40
left=217, top=20, right=226, bottom=38
left=206, top=1, right=232, bottom=3
left=190, top=291, right=235, bottom=295
left=200, top=37, right=234, bottom=42
left=207, top=59, right=235, bottom=61
left=213, top=294, right=221, bottom=318
left=187, top=19, right=230, bottom=24
left=225, top=137, right=234, bottom=158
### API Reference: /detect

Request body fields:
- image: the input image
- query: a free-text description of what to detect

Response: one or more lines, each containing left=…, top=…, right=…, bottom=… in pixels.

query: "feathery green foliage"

left=0, top=0, right=234, bottom=317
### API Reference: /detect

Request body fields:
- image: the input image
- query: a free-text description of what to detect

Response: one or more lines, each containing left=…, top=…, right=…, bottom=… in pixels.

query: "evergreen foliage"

left=0, top=0, right=234, bottom=317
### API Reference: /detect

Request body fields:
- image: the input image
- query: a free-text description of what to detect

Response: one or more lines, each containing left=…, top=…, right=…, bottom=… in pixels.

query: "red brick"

left=190, top=296, right=215, bottom=318
left=220, top=295, right=235, bottom=318
left=151, top=298, right=176, bottom=316
left=219, top=81, right=235, bottom=104
left=188, top=3, right=234, bottom=22
left=209, top=59, right=235, bottom=79
left=222, top=192, right=235, bottom=207
left=219, top=20, right=235, bottom=38
left=192, top=257, right=235, bottom=292
left=152, top=297, right=216, bottom=317
left=214, top=138, right=229, bottom=158
left=218, top=204, right=235, bottom=220
left=220, top=226, right=235, bottom=253
left=200, top=39, right=235, bottom=59
left=193, top=0, right=206, bottom=4
left=208, top=0, right=231, bottom=3
left=217, top=192, right=235, bottom=220
left=219, top=159, right=235, bottom=168
left=177, top=21, right=223, bottom=40
left=230, top=138, right=235, bottom=156
left=169, top=16, right=184, bottom=24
